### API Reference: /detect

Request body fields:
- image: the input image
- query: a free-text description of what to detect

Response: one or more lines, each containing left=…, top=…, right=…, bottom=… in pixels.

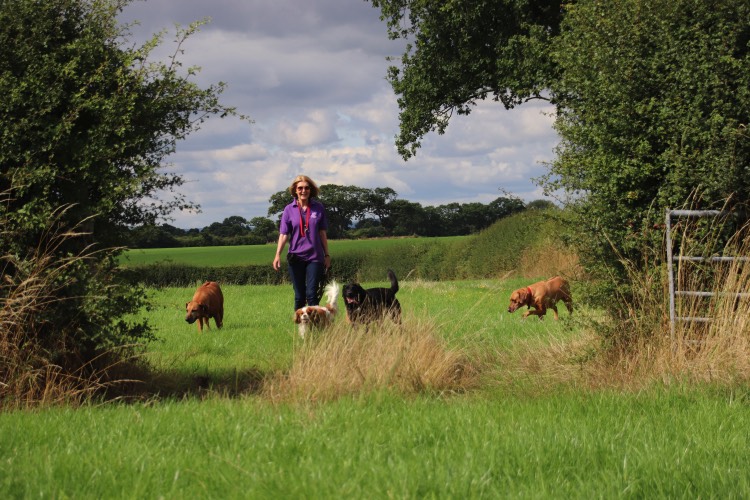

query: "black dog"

left=342, top=269, right=401, bottom=325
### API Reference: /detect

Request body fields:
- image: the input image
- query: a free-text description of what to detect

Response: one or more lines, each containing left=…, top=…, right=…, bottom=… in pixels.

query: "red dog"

left=185, top=281, right=224, bottom=332
left=507, top=276, right=572, bottom=320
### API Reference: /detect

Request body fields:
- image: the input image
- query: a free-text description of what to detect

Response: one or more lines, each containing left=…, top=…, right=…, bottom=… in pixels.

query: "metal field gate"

left=666, top=209, right=750, bottom=342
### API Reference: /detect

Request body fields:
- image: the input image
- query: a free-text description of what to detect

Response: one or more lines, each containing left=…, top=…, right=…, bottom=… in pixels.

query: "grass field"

left=3, top=277, right=750, bottom=497
left=120, top=236, right=465, bottom=267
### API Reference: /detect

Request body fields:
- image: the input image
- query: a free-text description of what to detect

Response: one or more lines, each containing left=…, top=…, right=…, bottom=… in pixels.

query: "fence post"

left=666, top=209, right=675, bottom=343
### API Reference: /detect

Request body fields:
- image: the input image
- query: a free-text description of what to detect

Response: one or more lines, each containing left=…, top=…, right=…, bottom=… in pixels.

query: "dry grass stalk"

left=666, top=224, right=750, bottom=383
left=0, top=203, right=114, bottom=409
left=517, top=239, right=580, bottom=279
left=583, top=216, right=750, bottom=389
left=263, top=316, right=480, bottom=404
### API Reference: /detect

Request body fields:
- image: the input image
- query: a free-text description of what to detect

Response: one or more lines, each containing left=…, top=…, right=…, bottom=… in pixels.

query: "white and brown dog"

left=293, top=280, right=339, bottom=339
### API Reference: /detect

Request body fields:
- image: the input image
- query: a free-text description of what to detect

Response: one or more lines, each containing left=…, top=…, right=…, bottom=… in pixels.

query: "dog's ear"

left=186, top=302, right=190, bottom=309
left=200, top=304, right=208, bottom=313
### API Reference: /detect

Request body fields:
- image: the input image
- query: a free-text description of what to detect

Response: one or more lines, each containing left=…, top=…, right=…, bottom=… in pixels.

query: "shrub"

left=585, top=206, right=750, bottom=387
left=1, top=203, right=153, bottom=408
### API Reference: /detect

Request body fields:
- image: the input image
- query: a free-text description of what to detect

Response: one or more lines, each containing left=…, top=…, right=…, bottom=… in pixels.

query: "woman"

left=273, top=175, right=331, bottom=310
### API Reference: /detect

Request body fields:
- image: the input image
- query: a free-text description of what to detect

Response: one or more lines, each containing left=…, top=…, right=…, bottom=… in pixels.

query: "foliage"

left=0, top=0, right=244, bottom=387
left=545, top=0, right=750, bottom=291
left=1, top=197, right=153, bottom=407
left=369, top=0, right=750, bottom=313
left=369, top=0, right=563, bottom=159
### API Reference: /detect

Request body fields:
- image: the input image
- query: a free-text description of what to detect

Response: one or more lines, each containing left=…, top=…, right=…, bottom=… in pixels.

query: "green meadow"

left=120, top=236, right=465, bottom=268
left=3, top=275, right=750, bottom=497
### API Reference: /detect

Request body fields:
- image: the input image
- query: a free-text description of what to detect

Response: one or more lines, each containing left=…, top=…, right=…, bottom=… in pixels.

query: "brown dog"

left=507, top=276, right=572, bottom=320
left=185, top=281, right=224, bottom=332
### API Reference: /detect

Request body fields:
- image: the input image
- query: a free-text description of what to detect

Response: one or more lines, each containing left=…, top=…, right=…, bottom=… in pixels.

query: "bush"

left=1, top=203, right=153, bottom=408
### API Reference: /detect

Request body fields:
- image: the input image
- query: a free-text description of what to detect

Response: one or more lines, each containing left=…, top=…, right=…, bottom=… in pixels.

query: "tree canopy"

left=546, top=0, right=750, bottom=272
left=370, top=0, right=563, bottom=159
left=370, top=0, right=750, bottom=298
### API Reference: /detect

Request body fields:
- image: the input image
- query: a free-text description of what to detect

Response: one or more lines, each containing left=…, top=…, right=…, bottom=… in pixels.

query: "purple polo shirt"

left=279, top=198, right=328, bottom=262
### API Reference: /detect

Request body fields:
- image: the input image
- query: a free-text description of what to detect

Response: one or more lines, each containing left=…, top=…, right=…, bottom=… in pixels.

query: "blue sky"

left=119, top=0, right=559, bottom=229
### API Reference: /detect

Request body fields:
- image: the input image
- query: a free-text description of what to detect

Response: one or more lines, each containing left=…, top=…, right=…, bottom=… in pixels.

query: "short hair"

left=288, top=175, right=320, bottom=199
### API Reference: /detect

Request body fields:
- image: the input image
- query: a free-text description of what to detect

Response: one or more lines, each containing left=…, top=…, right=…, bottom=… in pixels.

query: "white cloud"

left=119, top=0, right=560, bottom=228
left=274, top=110, right=340, bottom=148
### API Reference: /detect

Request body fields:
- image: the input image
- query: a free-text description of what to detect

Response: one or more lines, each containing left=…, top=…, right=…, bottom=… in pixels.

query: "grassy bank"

left=120, top=237, right=465, bottom=268
left=119, top=210, right=578, bottom=286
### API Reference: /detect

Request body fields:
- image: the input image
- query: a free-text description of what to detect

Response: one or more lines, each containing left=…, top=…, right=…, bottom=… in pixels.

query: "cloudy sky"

left=118, top=0, right=560, bottom=229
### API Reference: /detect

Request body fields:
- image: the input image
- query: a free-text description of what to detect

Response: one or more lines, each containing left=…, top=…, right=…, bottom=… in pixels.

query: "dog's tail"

left=323, top=280, right=340, bottom=311
left=387, top=269, right=399, bottom=294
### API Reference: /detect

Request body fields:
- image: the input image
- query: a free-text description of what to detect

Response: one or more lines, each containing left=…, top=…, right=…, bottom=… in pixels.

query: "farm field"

left=120, top=236, right=466, bottom=267
left=3, top=278, right=750, bottom=497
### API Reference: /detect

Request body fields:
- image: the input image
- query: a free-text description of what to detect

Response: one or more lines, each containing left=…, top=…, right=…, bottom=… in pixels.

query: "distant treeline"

left=127, top=184, right=557, bottom=248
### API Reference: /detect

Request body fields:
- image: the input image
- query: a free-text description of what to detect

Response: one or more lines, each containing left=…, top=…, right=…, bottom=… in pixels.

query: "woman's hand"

left=273, top=233, right=289, bottom=271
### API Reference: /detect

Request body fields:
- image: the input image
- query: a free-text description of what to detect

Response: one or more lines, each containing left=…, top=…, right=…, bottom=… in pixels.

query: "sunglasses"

left=296, top=186, right=311, bottom=191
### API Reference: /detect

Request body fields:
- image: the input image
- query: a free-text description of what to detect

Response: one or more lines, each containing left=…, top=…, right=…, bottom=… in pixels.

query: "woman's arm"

left=273, top=233, right=289, bottom=271
left=319, top=229, right=330, bottom=269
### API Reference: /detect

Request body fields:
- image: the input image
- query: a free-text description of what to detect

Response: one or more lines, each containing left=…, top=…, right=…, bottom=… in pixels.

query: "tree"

left=488, top=196, right=526, bottom=219
left=364, top=187, right=398, bottom=225
left=267, top=184, right=373, bottom=239
left=370, top=0, right=750, bottom=308
left=525, top=199, right=557, bottom=211
left=128, top=224, right=180, bottom=248
left=0, top=0, right=245, bottom=374
left=267, top=190, right=293, bottom=222
left=545, top=0, right=750, bottom=283
left=384, top=199, right=427, bottom=236
left=369, top=0, right=563, bottom=159
left=249, top=217, right=277, bottom=243
left=203, top=216, right=251, bottom=238
left=317, top=184, right=371, bottom=238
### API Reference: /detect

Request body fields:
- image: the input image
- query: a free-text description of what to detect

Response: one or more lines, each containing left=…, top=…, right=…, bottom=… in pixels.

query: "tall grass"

left=668, top=221, right=750, bottom=382
left=126, top=278, right=581, bottom=402
left=263, top=317, right=479, bottom=403
left=0, top=206, right=109, bottom=408
left=586, top=211, right=750, bottom=388
left=4, top=376, right=750, bottom=497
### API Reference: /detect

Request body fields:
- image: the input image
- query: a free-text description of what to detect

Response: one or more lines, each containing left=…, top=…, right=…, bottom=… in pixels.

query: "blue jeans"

left=288, top=259, right=325, bottom=310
